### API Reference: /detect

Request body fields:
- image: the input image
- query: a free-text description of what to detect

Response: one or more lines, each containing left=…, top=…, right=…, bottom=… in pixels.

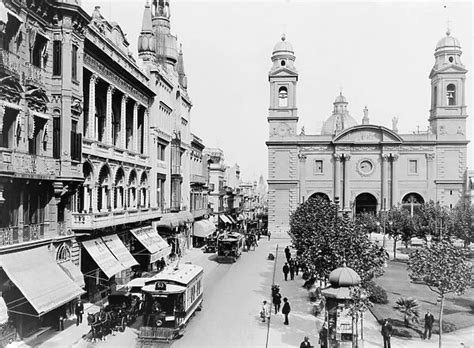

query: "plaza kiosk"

left=321, top=265, right=361, bottom=348
left=138, top=264, right=204, bottom=343
left=216, top=232, right=244, bottom=263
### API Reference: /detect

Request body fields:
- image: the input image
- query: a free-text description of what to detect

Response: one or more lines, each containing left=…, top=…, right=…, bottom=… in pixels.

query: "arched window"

left=446, top=84, right=456, bottom=106
left=278, top=86, right=288, bottom=107
left=401, top=192, right=424, bottom=217
left=56, top=243, right=71, bottom=263
left=114, top=167, right=125, bottom=210
left=97, top=165, right=111, bottom=212
left=128, top=170, right=137, bottom=208
left=432, top=86, right=437, bottom=108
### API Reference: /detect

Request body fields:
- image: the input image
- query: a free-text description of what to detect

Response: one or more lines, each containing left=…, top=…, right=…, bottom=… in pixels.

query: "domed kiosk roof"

left=328, top=264, right=361, bottom=287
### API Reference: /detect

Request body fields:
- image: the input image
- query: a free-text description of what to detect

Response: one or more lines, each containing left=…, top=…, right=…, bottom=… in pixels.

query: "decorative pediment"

left=0, top=76, right=23, bottom=104
left=429, top=64, right=468, bottom=78
left=269, top=67, right=298, bottom=77
left=25, top=87, right=49, bottom=113
left=333, top=125, right=402, bottom=144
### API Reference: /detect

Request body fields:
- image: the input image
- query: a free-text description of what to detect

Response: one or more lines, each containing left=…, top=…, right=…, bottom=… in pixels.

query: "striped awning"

left=219, top=214, right=231, bottom=224
left=226, top=215, right=237, bottom=224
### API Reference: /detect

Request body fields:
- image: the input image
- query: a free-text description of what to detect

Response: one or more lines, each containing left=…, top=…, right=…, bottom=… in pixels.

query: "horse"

left=87, top=312, right=102, bottom=343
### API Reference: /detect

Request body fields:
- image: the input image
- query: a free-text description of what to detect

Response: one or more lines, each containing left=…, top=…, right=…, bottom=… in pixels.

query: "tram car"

left=216, top=232, right=244, bottom=263
left=138, top=263, right=204, bottom=342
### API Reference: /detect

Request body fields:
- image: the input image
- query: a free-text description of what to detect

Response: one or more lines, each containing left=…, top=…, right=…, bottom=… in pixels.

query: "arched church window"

left=278, top=86, right=288, bottom=107
left=446, top=84, right=456, bottom=106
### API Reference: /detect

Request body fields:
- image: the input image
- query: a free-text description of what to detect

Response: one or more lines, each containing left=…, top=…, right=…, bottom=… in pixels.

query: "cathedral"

left=266, top=31, right=469, bottom=234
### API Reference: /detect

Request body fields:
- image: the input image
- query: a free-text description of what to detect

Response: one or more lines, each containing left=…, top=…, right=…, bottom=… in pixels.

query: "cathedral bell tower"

left=268, top=35, right=298, bottom=138
left=429, top=29, right=468, bottom=139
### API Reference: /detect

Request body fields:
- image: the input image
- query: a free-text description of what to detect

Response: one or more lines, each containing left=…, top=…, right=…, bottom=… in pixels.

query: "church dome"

left=321, top=93, right=358, bottom=135
left=334, top=93, right=348, bottom=104
left=436, top=30, right=461, bottom=50
left=328, top=265, right=361, bottom=287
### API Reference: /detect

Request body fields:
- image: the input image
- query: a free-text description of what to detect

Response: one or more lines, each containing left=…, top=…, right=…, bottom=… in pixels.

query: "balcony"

left=72, top=207, right=163, bottom=230
left=25, top=62, right=46, bottom=87
left=190, top=174, right=207, bottom=185
left=1, top=50, right=22, bottom=77
left=0, top=223, right=46, bottom=247
left=0, top=150, right=57, bottom=179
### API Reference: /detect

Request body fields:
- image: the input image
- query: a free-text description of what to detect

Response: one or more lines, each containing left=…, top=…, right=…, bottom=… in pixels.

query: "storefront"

left=81, top=235, right=138, bottom=303
left=0, top=246, right=85, bottom=338
left=192, top=219, right=216, bottom=247
left=130, top=225, right=172, bottom=273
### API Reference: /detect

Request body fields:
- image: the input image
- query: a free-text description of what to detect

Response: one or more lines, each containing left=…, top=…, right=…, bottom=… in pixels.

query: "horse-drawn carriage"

left=87, top=294, right=142, bottom=342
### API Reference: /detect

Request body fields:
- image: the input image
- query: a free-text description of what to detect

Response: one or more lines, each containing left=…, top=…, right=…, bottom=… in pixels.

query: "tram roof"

left=142, top=283, right=186, bottom=295
left=150, top=263, right=203, bottom=286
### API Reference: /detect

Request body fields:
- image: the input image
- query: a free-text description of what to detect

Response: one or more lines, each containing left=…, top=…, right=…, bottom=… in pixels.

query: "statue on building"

left=392, top=116, right=398, bottom=133
left=299, top=126, right=305, bottom=136
left=362, top=106, right=369, bottom=125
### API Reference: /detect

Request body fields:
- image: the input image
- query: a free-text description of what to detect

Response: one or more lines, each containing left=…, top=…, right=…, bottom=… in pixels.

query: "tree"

left=413, top=201, right=452, bottom=241
left=407, top=241, right=472, bottom=348
left=290, top=196, right=388, bottom=285
left=394, top=297, right=420, bottom=327
left=451, top=200, right=474, bottom=247
left=385, top=206, right=413, bottom=259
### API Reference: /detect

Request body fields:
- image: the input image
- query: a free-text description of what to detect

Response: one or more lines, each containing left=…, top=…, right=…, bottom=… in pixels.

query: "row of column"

left=88, top=74, right=149, bottom=155
left=82, top=184, right=150, bottom=213
left=333, top=153, right=400, bottom=210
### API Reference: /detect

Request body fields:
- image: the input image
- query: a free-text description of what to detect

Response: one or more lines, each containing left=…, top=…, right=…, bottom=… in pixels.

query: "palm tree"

left=394, top=297, right=420, bottom=327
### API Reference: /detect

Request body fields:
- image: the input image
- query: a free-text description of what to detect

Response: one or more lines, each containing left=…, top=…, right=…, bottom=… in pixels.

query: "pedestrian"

left=160, top=257, right=166, bottom=271
left=381, top=318, right=392, bottom=348
left=283, top=262, right=290, bottom=281
left=319, top=324, right=328, bottom=348
left=423, top=309, right=435, bottom=340
left=272, top=291, right=282, bottom=314
left=257, top=230, right=261, bottom=241
left=285, top=246, right=291, bottom=261
left=75, top=299, right=84, bottom=326
left=300, top=336, right=311, bottom=348
left=260, top=300, right=270, bottom=322
left=282, top=297, right=291, bottom=325
left=289, top=262, right=295, bottom=280
left=268, top=231, right=271, bottom=241
left=294, top=260, right=299, bottom=276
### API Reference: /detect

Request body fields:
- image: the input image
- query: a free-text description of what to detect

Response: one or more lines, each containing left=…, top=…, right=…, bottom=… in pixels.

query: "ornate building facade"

left=266, top=32, right=469, bottom=234
left=0, top=0, right=88, bottom=337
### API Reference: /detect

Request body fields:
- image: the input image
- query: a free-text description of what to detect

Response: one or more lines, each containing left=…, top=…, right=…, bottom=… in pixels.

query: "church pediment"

left=269, top=67, right=298, bottom=77
left=429, top=64, right=468, bottom=78
left=333, top=125, right=402, bottom=144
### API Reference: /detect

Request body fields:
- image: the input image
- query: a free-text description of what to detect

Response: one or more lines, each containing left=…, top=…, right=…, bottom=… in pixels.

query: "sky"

left=82, top=0, right=473, bottom=182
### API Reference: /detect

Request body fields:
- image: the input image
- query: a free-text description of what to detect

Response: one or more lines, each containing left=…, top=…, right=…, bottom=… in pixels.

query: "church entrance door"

left=355, top=193, right=377, bottom=215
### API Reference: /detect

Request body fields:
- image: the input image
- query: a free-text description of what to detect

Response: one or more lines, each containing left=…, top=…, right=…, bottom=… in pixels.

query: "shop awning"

left=130, top=226, right=172, bottom=264
left=178, top=211, right=194, bottom=223
left=82, top=238, right=126, bottom=279
left=226, top=215, right=237, bottom=224
left=102, top=234, right=139, bottom=269
left=0, top=246, right=85, bottom=315
left=193, top=219, right=216, bottom=238
left=155, top=213, right=181, bottom=229
left=219, top=214, right=231, bottom=224
left=59, top=260, right=85, bottom=288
